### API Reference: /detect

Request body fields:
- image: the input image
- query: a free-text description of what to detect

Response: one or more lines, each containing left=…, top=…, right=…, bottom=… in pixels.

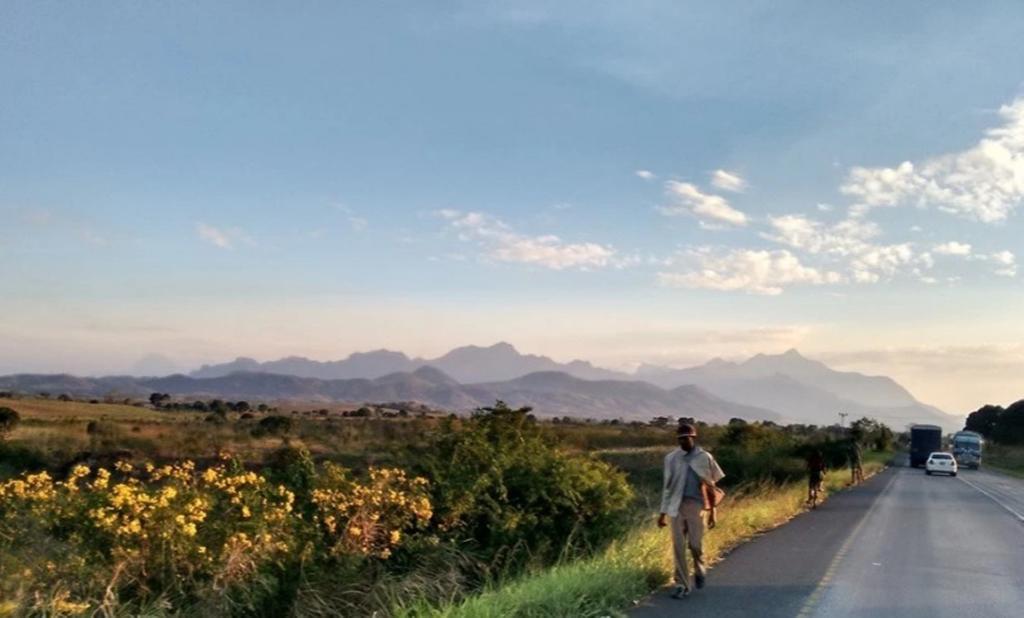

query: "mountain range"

left=0, top=367, right=780, bottom=425
left=190, top=342, right=626, bottom=382
left=1, top=344, right=964, bottom=431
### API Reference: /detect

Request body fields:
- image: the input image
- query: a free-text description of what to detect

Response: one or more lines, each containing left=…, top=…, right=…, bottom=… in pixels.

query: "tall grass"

left=983, top=444, right=1024, bottom=477
left=399, top=453, right=890, bottom=618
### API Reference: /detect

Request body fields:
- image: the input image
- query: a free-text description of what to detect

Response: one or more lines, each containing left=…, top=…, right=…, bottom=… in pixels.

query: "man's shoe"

left=670, top=585, right=690, bottom=599
left=695, top=574, right=706, bottom=590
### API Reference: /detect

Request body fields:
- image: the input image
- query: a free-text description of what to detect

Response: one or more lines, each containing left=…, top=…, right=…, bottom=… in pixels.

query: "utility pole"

left=838, top=412, right=849, bottom=427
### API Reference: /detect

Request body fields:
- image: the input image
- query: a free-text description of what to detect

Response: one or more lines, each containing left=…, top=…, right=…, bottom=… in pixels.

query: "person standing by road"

left=848, top=439, right=864, bottom=485
left=657, top=423, right=726, bottom=599
left=806, top=448, right=826, bottom=508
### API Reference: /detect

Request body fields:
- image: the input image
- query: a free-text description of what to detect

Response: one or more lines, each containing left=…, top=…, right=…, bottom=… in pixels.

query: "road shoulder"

left=630, top=467, right=896, bottom=618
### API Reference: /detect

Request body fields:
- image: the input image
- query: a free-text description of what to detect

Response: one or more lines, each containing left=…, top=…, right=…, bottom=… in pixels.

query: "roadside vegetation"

left=964, top=398, right=1024, bottom=475
left=0, top=394, right=892, bottom=616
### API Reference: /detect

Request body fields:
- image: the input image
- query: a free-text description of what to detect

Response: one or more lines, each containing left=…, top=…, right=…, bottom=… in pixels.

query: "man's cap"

left=676, top=423, right=698, bottom=437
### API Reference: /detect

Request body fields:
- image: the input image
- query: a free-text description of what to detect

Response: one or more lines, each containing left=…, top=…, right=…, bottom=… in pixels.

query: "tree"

left=232, top=401, right=251, bottom=413
left=206, top=410, right=228, bottom=424
left=256, top=415, right=293, bottom=437
left=149, top=392, right=171, bottom=408
left=57, top=393, right=73, bottom=402
left=994, top=400, right=1024, bottom=444
left=0, top=407, right=20, bottom=440
left=413, top=401, right=633, bottom=566
left=965, top=404, right=1004, bottom=438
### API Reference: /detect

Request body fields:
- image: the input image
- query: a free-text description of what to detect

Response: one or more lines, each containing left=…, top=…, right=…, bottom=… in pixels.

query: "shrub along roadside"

left=0, top=403, right=637, bottom=616
left=981, top=444, right=1024, bottom=477
left=398, top=451, right=891, bottom=618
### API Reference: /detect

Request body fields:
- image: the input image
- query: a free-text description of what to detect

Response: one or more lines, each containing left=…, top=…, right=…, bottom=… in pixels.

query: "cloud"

left=635, top=170, right=656, bottom=181
left=658, top=248, right=843, bottom=295
left=659, top=181, right=748, bottom=227
left=196, top=223, right=233, bottom=249
left=932, top=241, right=972, bottom=256
left=762, top=214, right=934, bottom=284
left=710, top=169, right=747, bottom=193
left=990, top=250, right=1017, bottom=277
left=196, top=223, right=254, bottom=250
left=821, top=344, right=1024, bottom=377
left=438, top=210, right=620, bottom=270
left=333, top=203, right=369, bottom=232
left=840, top=98, right=1024, bottom=223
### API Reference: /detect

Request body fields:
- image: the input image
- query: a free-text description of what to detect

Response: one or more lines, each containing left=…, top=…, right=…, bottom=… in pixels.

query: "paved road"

left=631, top=461, right=1024, bottom=618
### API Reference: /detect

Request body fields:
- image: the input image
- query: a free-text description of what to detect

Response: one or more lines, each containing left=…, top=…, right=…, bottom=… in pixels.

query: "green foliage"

left=850, top=417, right=894, bottom=451
left=0, top=442, right=48, bottom=479
left=0, top=407, right=20, bottom=439
left=414, top=402, right=634, bottom=569
left=254, top=415, right=294, bottom=437
left=966, top=400, right=1024, bottom=444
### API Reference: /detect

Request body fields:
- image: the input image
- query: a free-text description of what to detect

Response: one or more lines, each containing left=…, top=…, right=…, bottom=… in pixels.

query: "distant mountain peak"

left=411, top=365, right=459, bottom=384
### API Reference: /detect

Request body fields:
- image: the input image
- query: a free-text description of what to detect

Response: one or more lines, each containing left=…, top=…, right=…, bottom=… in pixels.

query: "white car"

left=925, top=452, right=958, bottom=476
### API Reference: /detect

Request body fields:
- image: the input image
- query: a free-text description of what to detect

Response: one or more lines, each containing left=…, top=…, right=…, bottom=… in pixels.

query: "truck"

left=910, top=424, right=942, bottom=468
left=951, top=430, right=983, bottom=469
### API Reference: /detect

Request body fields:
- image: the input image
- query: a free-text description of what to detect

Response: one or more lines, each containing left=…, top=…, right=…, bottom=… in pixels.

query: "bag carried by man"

left=702, top=483, right=726, bottom=510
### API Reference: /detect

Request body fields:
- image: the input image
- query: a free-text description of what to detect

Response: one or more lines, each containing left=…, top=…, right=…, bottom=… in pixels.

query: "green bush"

left=0, top=407, right=20, bottom=440
left=414, top=402, right=633, bottom=571
left=254, top=415, right=294, bottom=437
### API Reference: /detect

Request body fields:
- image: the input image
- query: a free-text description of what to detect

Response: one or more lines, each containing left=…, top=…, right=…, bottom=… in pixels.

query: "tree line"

left=964, top=399, right=1024, bottom=444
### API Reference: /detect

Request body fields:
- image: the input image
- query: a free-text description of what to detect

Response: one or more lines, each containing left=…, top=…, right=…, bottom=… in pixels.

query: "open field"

left=0, top=397, right=447, bottom=476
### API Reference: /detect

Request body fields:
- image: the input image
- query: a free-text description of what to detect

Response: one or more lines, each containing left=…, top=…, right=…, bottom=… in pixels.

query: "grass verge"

left=980, top=444, right=1024, bottom=478
left=397, top=451, right=890, bottom=618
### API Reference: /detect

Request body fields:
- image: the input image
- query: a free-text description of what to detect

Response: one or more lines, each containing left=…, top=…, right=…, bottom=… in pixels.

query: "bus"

left=951, top=430, right=983, bottom=469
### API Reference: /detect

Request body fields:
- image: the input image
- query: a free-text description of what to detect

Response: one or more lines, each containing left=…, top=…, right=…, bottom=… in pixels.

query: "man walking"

left=848, top=439, right=863, bottom=485
left=657, top=423, right=725, bottom=599
left=806, top=448, right=826, bottom=508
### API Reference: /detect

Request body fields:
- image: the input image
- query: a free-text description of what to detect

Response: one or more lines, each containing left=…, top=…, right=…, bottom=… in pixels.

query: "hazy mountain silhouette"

left=635, top=349, right=958, bottom=430
left=0, top=368, right=779, bottom=424
left=23, top=344, right=962, bottom=429
left=478, top=371, right=779, bottom=423
left=190, top=342, right=627, bottom=383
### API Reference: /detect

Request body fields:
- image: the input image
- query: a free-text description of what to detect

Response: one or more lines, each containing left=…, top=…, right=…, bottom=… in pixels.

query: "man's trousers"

left=670, top=499, right=706, bottom=589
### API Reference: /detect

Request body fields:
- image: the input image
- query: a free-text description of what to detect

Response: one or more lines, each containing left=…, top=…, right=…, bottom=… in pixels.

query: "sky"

left=2, top=1, right=1023, bottom=413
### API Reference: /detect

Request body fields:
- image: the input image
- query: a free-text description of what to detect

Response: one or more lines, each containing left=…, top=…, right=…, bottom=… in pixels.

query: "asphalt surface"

left=631, top=460, right=1024, bottom=618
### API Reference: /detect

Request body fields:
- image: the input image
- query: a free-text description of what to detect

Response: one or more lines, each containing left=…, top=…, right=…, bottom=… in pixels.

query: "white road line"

left=795, top=468, right=898, bottom=618
left=958, top=474, right=1024, bottom=523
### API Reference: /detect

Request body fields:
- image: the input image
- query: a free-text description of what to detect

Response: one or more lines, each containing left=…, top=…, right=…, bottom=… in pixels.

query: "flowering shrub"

left=312, top=464, right=432, bottom=559
left=0, top=457, right=432, bottom=615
